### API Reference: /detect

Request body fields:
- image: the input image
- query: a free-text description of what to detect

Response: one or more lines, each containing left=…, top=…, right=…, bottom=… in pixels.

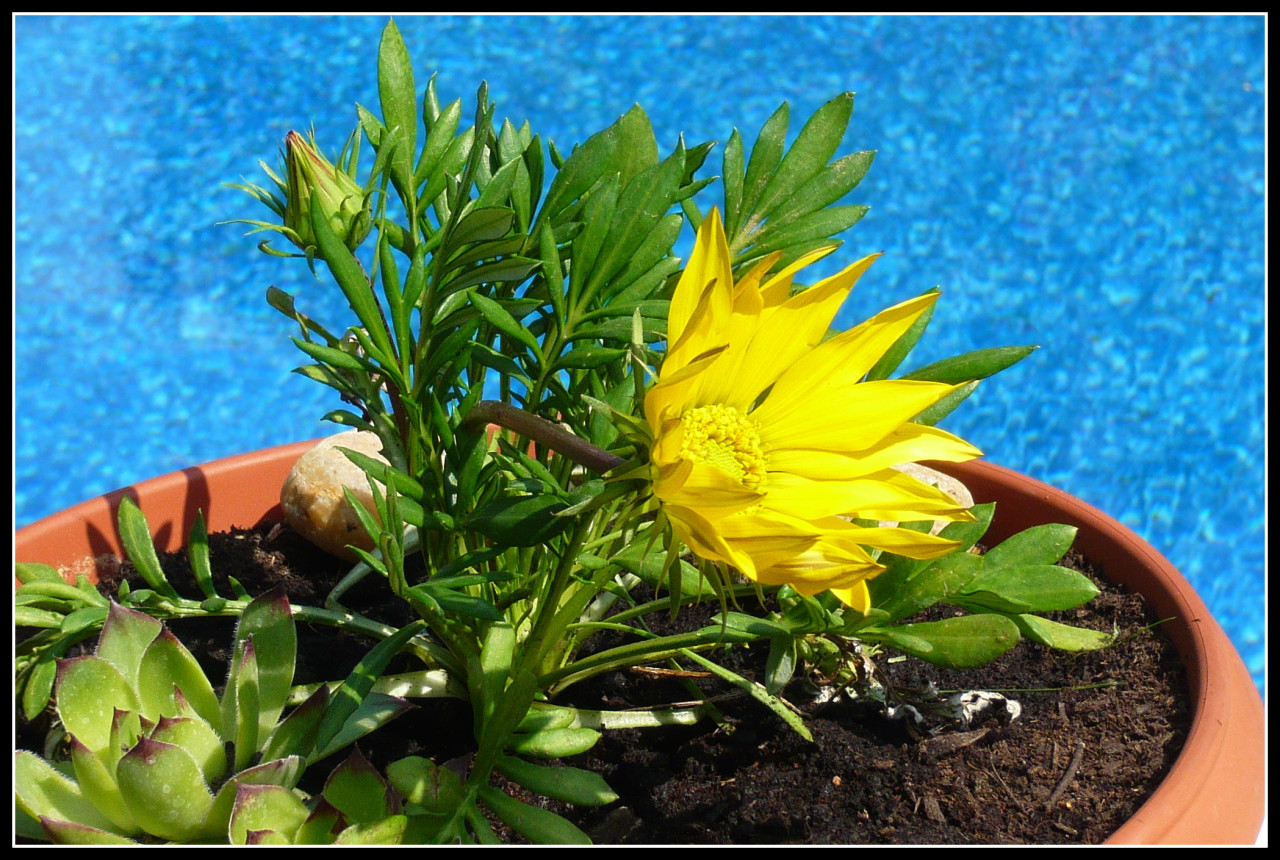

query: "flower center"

left=679, top=404, right=768, bottom=491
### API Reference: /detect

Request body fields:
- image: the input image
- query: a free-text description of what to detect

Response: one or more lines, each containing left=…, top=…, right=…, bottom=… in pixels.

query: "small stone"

left=281, top=430, right=388, bottom=561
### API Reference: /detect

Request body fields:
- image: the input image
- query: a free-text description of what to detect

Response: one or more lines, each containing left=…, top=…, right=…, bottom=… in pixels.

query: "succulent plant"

left=14, top=589, right=418, bottom=844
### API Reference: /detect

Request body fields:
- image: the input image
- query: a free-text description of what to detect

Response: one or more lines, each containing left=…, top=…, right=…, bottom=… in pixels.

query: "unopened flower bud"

left=282, top=129, right=373, bottom=253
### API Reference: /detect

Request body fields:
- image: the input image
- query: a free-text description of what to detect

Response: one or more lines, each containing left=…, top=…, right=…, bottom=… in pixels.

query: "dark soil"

left=19, top=525, right=1190, bottom=845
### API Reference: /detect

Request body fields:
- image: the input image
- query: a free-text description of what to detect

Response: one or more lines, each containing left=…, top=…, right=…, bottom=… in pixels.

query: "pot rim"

left=15, top=448, right=1265, bottom=845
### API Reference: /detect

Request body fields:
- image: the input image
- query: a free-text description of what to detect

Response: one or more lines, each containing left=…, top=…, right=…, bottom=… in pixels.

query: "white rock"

left=281, top=430, right=388, bottom=561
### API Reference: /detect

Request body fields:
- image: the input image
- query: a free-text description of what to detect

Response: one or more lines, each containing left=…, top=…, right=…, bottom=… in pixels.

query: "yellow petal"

left=752, top=292, right=940, bottom=420
left=765, top=423, right=982, bottom=481
left=755, top=379, right=961, bottom=454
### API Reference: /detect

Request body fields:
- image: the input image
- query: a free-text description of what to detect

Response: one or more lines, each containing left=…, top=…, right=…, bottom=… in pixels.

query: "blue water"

left=14, top=15, right=1265, bottom=696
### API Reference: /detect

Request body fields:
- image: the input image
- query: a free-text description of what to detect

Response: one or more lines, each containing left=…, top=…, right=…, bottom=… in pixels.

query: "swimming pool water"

left=14, top=15, right=1265, bottom=695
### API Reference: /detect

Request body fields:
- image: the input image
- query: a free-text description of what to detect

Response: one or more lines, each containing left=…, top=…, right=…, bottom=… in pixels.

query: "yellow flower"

left=645, top=210, right=983, bottom=612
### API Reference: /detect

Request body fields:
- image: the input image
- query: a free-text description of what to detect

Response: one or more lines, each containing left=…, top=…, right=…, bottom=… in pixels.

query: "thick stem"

left=463, top=400, right=625, bottom=474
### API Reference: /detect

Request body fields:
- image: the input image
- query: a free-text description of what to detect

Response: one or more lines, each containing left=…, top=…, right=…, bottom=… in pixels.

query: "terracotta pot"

left=14, top=448, right=1265, bottom=845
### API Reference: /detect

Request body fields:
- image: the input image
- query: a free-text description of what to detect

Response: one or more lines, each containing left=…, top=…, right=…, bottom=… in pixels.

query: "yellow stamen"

left=679, top=404, right=768, bottom=491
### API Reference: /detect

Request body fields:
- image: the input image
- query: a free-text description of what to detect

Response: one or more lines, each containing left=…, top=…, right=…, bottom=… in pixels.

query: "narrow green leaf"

left=495, top=755, right=619, bottom=807
left=753, top=92, right=853, bottom=221
left=314, top=620, right=426, bottom=754
left=477, top=785, right=592, bottom=846
left=681, top=648, right=812, bottom=742
left=905, top=345, right=1039, bottom=384
left=115, top=498, right=180, bottom=600
left=377, top=19, right=417, bottom=202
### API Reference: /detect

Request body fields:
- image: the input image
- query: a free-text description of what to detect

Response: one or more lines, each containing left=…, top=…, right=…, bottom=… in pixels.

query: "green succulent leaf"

left=115, top=737, right=215, bottom=843
left=115, top=498, right=180, bottom=600
left=137, top=627, right=221, bottom=727
left=95, top=603, right=163, bottom=691
left=321, top=747, right=398, bottom=825
left=15, top=750, right=122, bottom=837
left=150, top=715, right=228, bottom=786
left=55, top=656, right=139, bottom=752
left=227, top=783, right=310, bottom=846
left=506, top=726, right=601, bottom=759
left=232, top=587, right=298, bottom=741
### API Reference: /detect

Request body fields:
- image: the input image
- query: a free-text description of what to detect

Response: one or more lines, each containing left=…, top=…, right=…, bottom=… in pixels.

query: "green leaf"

left=311, top=194, right=396, bottom=366
left=322, top=747, right=396, bottom=825
left=233, top=588, right=297, bottom=743
left=227, top=783, right=309, bottom=846
left=469, top=290, right=541, bottom=355
left=1013, top=614, right=1114, bottom=651
left=506, top=727, right=601, bottom=759
left=912, top=380, right=979, bottom=426
left=116, top=738, right=215, bottom=842
left=229, top=638, right=262, bottom=771
left=869, top=548, right=984, bottom=624
left=477, top=785, right=592, bottom=846
left=863, top=614, right=1021, bottom=670
left=752, top=92, right=854, bottom=223
left=15, top=750, right=124, bottom=838
left=188, top=511, right=218, bottom=600
left=314, top=621, right=426, bottom=756
left=116, top=498, right=180, bottom=600
left=93, top=602, right=162, bottom=690
left=905, top=345, right=1039, bottom=384
left=496, top=755, right=619, bottom=807
left=261, top=686, right=329, bottom=762
left=15, top=562, right=64, bottom=584
left=463, top=493, right=571, bottom=547
left=54, top=656, right=139, bottom=751
left=135, top=627, right=221, bottom=729
left=955, top=564, right=1100, bottom=614
left=983, top=523, right=1078, bottom=568
left=149, top=715, right=228, bottom=786
left=377, top=19, right=417, bottom=204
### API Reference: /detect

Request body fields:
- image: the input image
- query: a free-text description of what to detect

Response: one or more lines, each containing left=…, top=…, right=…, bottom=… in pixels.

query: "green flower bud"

left=223, top=127, right=373, bottom=262
left=281, top=129, right=373, bottom=254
